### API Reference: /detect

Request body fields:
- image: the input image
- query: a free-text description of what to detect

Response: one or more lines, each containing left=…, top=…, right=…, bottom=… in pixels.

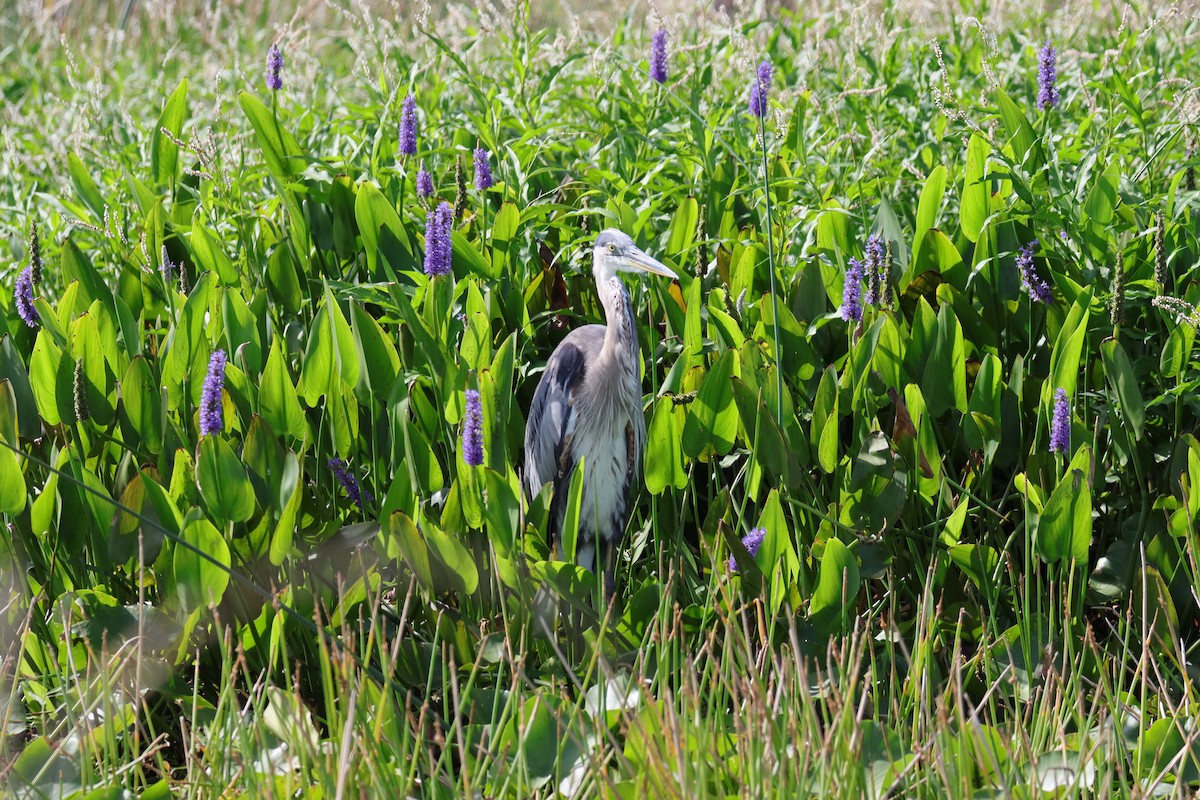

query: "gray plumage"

left=524, top=229, right=677, bottom=585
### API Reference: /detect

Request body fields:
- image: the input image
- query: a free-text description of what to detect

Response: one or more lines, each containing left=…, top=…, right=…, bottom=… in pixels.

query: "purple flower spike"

left=1016, top=239, right=1053, bottom=303
left=1037, top=40, right=1059, bottom=111
left=423, top=201, right=454, bottom=276
left=266, top=44, right=283, bottom=92
left=473, top=146, right=494, bottom=190
left=863, top=233, right=886, bottom=307
left=840, top=258, right=865, bottom=323
left=328, top=457, right=368, bottom=511
left=417, top=165, right=434, bottom=198
left=748, top=60, right=773, bottom=118
left=729, top=527, right=767, bottom=572
left=199, top=349, right=227, bottom=437
left=399, top=94, right=418, bottom=156
left=462, top=389, right=483, bottom=467
left=650, top=29, right=668, bottom=84
left=1049, top=388, right=1070, bottom=454
left=14, top=266, right=38, bottom=328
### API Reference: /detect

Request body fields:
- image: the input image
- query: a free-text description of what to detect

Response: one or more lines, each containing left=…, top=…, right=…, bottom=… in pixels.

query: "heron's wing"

left=523, top=334, right=594, bottom=500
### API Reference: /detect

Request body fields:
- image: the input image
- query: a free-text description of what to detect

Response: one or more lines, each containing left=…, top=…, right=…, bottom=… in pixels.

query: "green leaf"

left=1046, top=291, right=1091, bottom=405
left=269, top=452, right=302, bottom=566
left=237, top=91, right=302, bottom=182
left=355, top=182, right=414, bottom=277
left=259, top=338, right=307, bottom=440
left=682, top=349, right=738, bottom=460
left=645, top=398, right=686, bottom=494
left=666, top=196, right=699, bottom=264
left=191, top=222, right=240, bottom=286
left=921, top=303, right=966, bottom=417
left=961, top=133, right=989, bottom=243
left=0, top=337, right=40, bottom=440
left=1098, top=338, right=1145, bottom=441
left=119, top=357, right=163, bottom=455
left=29, top=331, right=63, bottom=427
left=911, top=165, right=947, bottom=267
left=151, top=78, right=188, bottom=187
left=424, top=524, right=479, bottom=595
left=1037, top=445, right=1093, bottom=565
left=385, top=512, right=435, bottom=593
left=489, top=201, right=520, bottom=274
left=174, top=512, right=231, bottom=610
left=67, top=153, right=106, bottom=220
left=196, top=436, right=256, bottom=524
left=560, top=457, right=586, bottom=565
left=810, top=537, right=860, bottom=633
left=0, top=430, right=25, bottom=515
left=994, top=88, right=1038, bottom=167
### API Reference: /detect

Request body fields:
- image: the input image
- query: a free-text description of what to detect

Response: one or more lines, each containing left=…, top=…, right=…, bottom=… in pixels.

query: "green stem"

left=755, top=113, right=783, bottom=424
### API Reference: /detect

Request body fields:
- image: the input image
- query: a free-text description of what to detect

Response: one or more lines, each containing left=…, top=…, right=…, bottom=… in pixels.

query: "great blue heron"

left=524, top=229, right=677, bottom=591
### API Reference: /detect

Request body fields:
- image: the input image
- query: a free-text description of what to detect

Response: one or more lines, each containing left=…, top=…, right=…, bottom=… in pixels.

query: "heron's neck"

left=595, top=271, right=639, bottom=373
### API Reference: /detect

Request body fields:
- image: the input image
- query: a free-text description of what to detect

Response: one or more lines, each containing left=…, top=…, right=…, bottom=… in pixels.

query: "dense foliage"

left=3, top=2, right=1200, bottom=797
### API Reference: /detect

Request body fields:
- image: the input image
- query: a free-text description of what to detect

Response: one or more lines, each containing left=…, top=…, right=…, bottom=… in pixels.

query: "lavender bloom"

left=863, top=234, right=886, bottom=307
left=1037, top=40, right=1059, bottom=111
left=266, top=44, right=283, bottom=92
left=728, top=527, right=767, bottom=572
left=1049, top=388, right=1070, bottom=454
left=650, top=29, right=668, bottom=84
left=416, top=165, right=434, bottom=198
left=462, top=389, right=483, bottom=467
left=748, top=61, right=773, bottom=118
left=1016, top=240, right=1053, bottom=303
left=423, top=201, right=454, bottom=277
left=840, top=258, right=865, bottom=323
left=473, top=146, right=494, bottom=190
left=328, top=457, right=368, bottom=511
left=399, top=94, right=418, bottom=156
left=14, top=266, right=38, bottom=328
left=199, top=349, right=227, bottom=437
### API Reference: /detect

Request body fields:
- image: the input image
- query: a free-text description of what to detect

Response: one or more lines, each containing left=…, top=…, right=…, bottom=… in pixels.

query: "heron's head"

left=592, top=229, right=678, bottom=282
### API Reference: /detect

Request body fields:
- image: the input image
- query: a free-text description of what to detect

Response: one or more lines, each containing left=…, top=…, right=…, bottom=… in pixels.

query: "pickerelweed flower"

left=1049, top=388, right=1070, bottom=454
left=416, top=164, right=434, bottom=199
left=199, top=349, right=227, bottom=437
left=650, top=29, right=668, bottom=83
left=462, top=389, right=484, bottom=467
left=266, top=44, right=283, bottom=91
left=729, top=527, right=767, bottom=572
left=424, top=201, right=454, bottom=277
left=1037, top=40, right=1059, bottom=111
left=14, top=266, right=38, bottom=328
left=748, top=61, right=773, bottom=118
left=73, top=359, right=89, bottom=423
left=399, top=94, right=418, bottom=156
left=840, top=258, right=865, bottom=323
left=28, top=220, right=42, bottom=284
left=328, top=457, right=368, bottom=511
left=473, top=146, right=494, bottom=190
left=1016, top=240, right=1053, bottom=303
left=1154, top=209, right=1167, bottom=287
left=1110, top=249, right=1125, bottom=326
left=863, top=233, right=886, bottom=307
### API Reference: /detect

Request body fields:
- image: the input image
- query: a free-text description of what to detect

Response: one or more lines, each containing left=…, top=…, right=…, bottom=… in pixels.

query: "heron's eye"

left=608, top=243, right=617, bottom=253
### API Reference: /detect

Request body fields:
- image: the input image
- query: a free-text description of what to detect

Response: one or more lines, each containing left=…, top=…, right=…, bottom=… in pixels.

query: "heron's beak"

left=623, top=248, right=678, bottom=280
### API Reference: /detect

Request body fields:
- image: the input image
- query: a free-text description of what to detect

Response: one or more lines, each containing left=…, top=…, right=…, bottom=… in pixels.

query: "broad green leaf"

left=1046, top=292, right=1091, bottom=405
left=269, top=451, right=302, bottom=565
left=174, top=512, right=231, bottom=609
left=151, top=78, right=188, bottom=187
left=0, top=337, right=40, bottom=440
left=237, top=91, right=302, bottom=182
left=912, top=164, right=947, bottom=266
left=921, top=303, right=966, bottom=417
left=191, top=223, right=240, bottom=286
left=645, top=398, right=686, bottom=494
left=385, top=512, right=435, bottom=593
left=259, top=337, right=307, bottom=439
left=560, top=457, right=586, bottom=565
left=995, top=88, right=1038, bottom=167
left=682, top=349, right=738, bottom=460
left=29, top=331, right=63, bottom=427
left=666, top=196, right=699, bottom=263
left=424, top=524, right=479, bottom=595
left=1037, top=445, right=1093, bottom=565
left=961, top=133, right=989, bottom=243
left=0, top=432, right=25, bottom=514
left=355, top=182, right=413, bottom=277
left=120, top=357, right=163, bottom=455
left=1099, top=338, right=1145, bottom=441
left=810, top=537, right=860, bottom=632
left=67, top=153, right=106, bottom=220
left=196, top=435, right=256, bottom=524
left=490, top=201, right=520, bottom=274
